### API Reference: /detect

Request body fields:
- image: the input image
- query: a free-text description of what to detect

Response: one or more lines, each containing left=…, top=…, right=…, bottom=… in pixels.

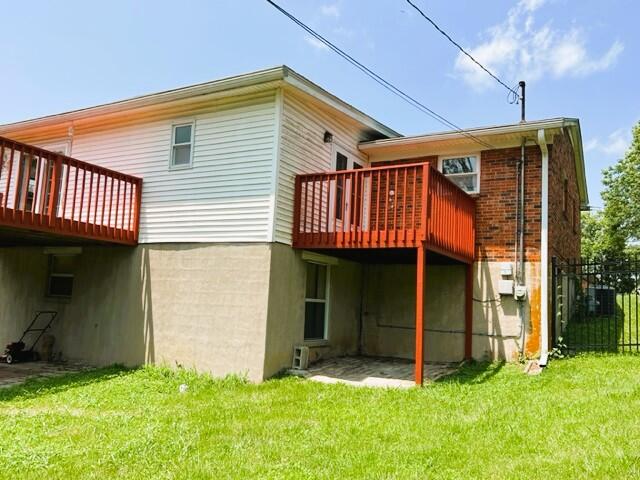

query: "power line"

left=265, top=0, right=495, bottom=149
left=404, top=0, right=519, bottom=97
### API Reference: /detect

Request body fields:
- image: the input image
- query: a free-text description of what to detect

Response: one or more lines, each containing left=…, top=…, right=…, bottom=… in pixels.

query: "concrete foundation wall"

left=361, top=264, right=466, bottom=363
left=0, top=244, right=539, bottom=382
left=360, top=260, right=541, bottom=363
left=473, top=261, right=541, bottom=361
left=263, top=244, right=362, bottom=378
left=0, top=244, right=272, bottom=382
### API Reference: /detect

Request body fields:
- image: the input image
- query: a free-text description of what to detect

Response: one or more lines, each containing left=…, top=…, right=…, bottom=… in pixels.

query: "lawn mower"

left=0, top=311, right=57, bottom=364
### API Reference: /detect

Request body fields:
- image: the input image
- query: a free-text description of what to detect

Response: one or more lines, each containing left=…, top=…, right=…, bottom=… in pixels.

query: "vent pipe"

left=519, top=81, right=526, bottom=122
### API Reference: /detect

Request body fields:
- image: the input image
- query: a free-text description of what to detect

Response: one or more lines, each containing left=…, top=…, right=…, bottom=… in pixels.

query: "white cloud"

left=519, top=0, right=547, bottom=12
left=320, top=4, right=340, bottom=18
left=454, top=0, right=624, bottom=90
left=305, top=36, right=329, bottom=51
left=585, top=128, right=631, bottom=157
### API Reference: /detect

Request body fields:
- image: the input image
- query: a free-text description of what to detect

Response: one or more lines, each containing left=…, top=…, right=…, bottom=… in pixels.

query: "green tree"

left=581, top=210, right=626, bottom=260
left=601, top=121, right=640, bottom=243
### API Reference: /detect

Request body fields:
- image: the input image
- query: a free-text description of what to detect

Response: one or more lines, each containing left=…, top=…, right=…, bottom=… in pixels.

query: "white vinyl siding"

left=69, top=91, right=277, bottom=243
left=274, top=89, right=371, bottom=245
left=1, top=84, right=391, bottom=246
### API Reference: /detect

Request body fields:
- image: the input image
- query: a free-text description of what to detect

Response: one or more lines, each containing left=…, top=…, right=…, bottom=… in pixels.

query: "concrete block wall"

left=263, top=244, right=362, bottom=378
left=0, top=244, right=273, bottom=382
left=361, top=263, right=466, bottom=363
left=359, top=260, right=541, bottom=363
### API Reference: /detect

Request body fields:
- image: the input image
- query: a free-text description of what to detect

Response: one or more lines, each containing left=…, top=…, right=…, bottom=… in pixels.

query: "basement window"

left=304, top=262, right=329, bottom=342
left=438, top=154, right=480, bottom=194
left=47, top=254, right=76, bottom=297
left=170, top=122, right=194, bottom=168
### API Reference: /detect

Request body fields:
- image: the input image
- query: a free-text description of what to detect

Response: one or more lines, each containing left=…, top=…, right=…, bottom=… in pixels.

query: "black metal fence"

left=552, top=256, right=640, bottom=353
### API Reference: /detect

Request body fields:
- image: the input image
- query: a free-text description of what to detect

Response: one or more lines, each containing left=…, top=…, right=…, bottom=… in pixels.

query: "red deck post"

left=415, top=243, right=426, bottom=386
left=133, top=179, right=143, bottom=242
left=465, top=261, right=474, bottom=360
left=48, top=156, right=62, bottom=227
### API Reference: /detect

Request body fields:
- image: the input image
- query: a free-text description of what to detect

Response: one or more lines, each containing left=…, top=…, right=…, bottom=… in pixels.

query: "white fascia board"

left=360, top=117, right=588, bottom=206
left=564, top=123, right=589, bottom=207
left=0, top=66, right=288, bottom=133
left=282, top=68, right=400, bottom=139
left=359, top=118, right=577, bottom=151
left=0, top=65, right=400, bottom=141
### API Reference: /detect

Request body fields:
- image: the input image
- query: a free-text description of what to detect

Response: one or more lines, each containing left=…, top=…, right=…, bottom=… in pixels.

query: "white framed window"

left=304, top=262, right=330, bottom=342
left=47, top=254, right=76, bottom=297
left=170, top=122, right=195, bottom=169
left=438, top=154, right=480, bottom=194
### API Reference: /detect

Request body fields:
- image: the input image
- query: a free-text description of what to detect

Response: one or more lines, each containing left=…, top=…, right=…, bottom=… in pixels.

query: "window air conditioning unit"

left=292, top=345, right=309, bottom=370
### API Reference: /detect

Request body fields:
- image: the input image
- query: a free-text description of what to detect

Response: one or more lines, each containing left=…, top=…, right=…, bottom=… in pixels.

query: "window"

left=47, top=254, right=76, bottom=297
left=304, top=262, right=329, bottom=341
left=170, top=123, right=194, bottom=168
left=439, top=154, right=480, bottom=194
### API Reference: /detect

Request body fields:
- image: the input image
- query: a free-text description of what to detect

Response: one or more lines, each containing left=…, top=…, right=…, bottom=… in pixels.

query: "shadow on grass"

left=435, top=360, right=506, bottom=385
left=0, top=365, right=136, bottom=403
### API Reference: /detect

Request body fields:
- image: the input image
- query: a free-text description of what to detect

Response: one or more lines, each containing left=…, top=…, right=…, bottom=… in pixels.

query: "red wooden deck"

left=0, top=136, right=142, bottom=245
left=293, top=161, right=476, bottom=385
left=292, top=162, right=476, bottom=263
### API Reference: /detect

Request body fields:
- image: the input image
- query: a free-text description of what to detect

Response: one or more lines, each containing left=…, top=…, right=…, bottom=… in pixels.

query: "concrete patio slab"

left=301, top=356, right=459, bottom=388
left=0, top=361, right=91, bottom=389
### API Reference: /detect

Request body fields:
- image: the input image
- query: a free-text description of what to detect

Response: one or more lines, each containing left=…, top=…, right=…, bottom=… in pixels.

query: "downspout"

left=537, top=129, right=549, bottom=366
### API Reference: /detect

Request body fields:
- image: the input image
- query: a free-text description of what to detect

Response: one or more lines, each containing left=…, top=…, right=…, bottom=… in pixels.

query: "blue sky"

left=0, top=0, right=637, bottom=207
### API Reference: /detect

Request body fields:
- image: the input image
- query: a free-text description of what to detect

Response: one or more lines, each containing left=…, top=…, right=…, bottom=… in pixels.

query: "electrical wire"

left=265, top=0, right=495, bottom=150
left=507, top=84, right=520, bottom=105
left=405, top=0, right=519, bottom=98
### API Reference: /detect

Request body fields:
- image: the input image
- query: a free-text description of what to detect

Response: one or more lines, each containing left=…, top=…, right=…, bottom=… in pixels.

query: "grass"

left=564, top=293, right=640, bottom=351
left=1, top=356, right=640, bottom=479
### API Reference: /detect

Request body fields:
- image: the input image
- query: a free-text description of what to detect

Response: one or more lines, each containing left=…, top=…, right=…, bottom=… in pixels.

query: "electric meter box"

left=498, top=279, right=514, bottom=296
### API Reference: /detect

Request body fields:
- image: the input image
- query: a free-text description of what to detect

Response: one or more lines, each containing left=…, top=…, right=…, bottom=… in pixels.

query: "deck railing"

left=0, top=136, right=142, bottom=244
left=293, top=162, right=475, bottom=262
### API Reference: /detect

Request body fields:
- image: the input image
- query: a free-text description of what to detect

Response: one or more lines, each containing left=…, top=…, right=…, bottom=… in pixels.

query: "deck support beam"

left=465, top=262, right=474, bottom=360
left=415, top=243, right=426, bottom=386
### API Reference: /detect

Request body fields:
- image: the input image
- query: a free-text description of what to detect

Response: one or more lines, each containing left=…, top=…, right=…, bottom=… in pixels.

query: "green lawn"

left=2, top=356, right=640, bottom=479
left=564, top=294, right=640, bottom=352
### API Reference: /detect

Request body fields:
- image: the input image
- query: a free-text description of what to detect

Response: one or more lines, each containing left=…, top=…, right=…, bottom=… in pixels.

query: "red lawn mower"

left=0, top=311, right=57, bottom=364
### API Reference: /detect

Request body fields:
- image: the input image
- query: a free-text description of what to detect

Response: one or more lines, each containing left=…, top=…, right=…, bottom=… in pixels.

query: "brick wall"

left=376, top=141, right=580, bottom=264
left=475, top=146, right=542, bottom=262
left=381, top=149, right=542, bottom=262
left=548, top=132, right=581, bottom=261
